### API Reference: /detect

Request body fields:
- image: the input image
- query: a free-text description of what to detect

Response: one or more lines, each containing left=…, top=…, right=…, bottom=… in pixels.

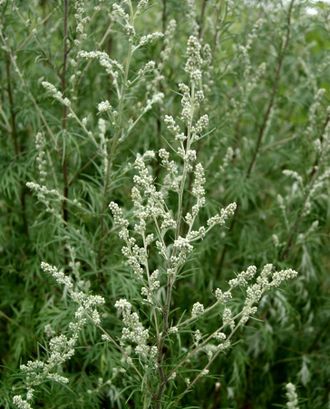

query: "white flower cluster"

left=136, top=60, right=156, bottom=80
left=159, top=19, right=177, bottom=70
left=98, top=118, right=108, bottom=175
left=192, top=114, right=209, bottom=136
left=185, top=35, right=202, bottom=82
left=73, top=0, right=90, bottom=46
left=78, top=51, right=123, bottom=88
left=110, top=152, right=177, bottom=282
left=115, top=299, right=157, bottom=362
left=191, top=163, right=206, bottom=210
left=97, top=100, right=112, bottom=113
left=141, top=269, right=160, bottom=303
left=112, top=3, right=135, bottom=38
left=110, top=208, right=145, bottom=276
left=12, top=395, right=33, bottom=409
left=35, top=132, right=47, bottom=184
left=213, top=331, right=226, bottom=342
left=144, top=91, right=164, bottom=112
left=206, top=203, right=237, bottom=228
left=159, top=148, right=180, bottom=192
left=180, top=83, right=195, bottom=126
left=185, top=0, right=199, bottom=37
left=222, top=307, right=235, bottom=330
left=26, top=182, right=60, bottom=213
left=194, top=329, right=202, bottom=345
left=42, top=260, right=105, bottom=327
left=200, top=264, right=295, bottom=326
left=191, top=302, right=204, bottom=317
left=13, top=261, right=105, bottom=408
left=286, top=382, right=299, bottom=409
left=41, top=81, right=71, bottom=107
left=239, top=264, right=297, bottom=325
left=136, top=32, right=164, bottom=50
left=169, top=326, right=178, bottom=334
left=228, top=265, right=257, bottom=289
left=214, top=287, right=232, bottom=303
left=179, top=264, right=297, bottom=377
left=114, top=3, right=164, bottom=50
left=136, top=0, right=149, bottom=13
left=164, top=115, right=186, bottom=142
left=282, top=169, right=303, bottom=189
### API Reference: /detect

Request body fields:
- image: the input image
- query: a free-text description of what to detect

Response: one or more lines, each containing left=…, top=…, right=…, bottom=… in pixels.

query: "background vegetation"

left=0, top=0, right=329, bottom=408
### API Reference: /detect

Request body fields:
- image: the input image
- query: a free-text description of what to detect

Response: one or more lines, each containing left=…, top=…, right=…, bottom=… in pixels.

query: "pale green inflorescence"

left=286, top=382, right=300, bottom=409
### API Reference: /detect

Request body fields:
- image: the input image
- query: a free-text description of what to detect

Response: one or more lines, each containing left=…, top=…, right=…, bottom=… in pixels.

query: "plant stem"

left=153, top=83, right=197, bottom=408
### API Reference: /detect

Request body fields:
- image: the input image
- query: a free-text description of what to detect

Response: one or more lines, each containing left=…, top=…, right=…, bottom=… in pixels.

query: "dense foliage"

left=0, top=0, right=329, bottom=408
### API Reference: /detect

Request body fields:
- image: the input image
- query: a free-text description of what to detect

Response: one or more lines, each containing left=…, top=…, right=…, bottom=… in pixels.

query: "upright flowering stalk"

left=12, top=251, right=105, bottom=409
left=109, top=35, right=297, bottom=407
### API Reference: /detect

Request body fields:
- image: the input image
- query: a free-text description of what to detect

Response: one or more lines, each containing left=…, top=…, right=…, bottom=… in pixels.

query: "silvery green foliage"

left=12, top=32, right=298, bottom=409
left=1, top=0, right=329, bottom=408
